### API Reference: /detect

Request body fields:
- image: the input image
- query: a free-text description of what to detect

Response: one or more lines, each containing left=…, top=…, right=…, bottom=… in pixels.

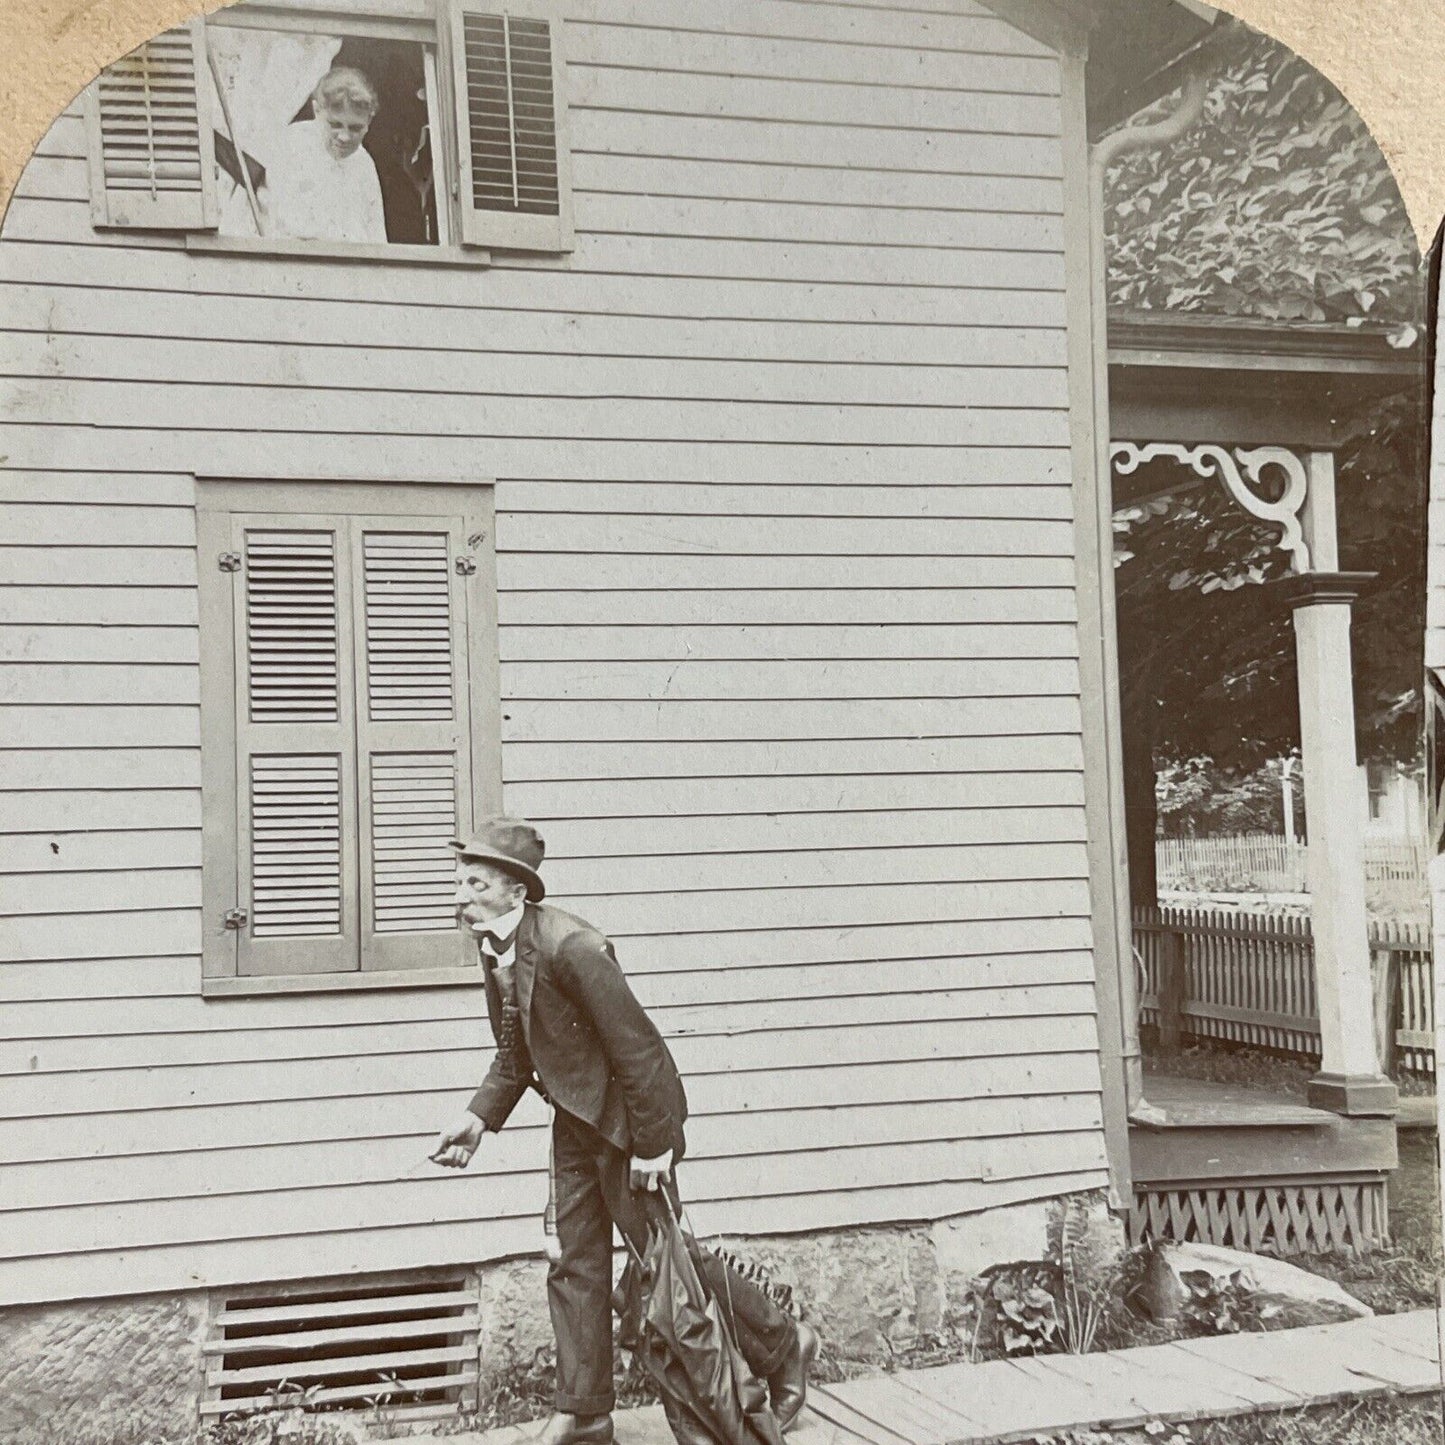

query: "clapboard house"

left=3, top=0, right=1386, bottom=1433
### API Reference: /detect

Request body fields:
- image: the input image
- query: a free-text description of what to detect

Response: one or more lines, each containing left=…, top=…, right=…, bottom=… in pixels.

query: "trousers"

left=549, top=1107, right=796, bottom=1415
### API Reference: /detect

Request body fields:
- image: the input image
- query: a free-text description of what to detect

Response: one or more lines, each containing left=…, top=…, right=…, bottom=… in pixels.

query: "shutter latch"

left=223, top=907, right=249, bottom=930
left=455, top=556, right=477, bottom=576
left=218, top=551, right=243, bottom=572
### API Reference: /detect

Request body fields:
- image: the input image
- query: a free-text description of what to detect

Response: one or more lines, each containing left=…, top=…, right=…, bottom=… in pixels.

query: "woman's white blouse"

left=266, top=120, right=388, bottom=244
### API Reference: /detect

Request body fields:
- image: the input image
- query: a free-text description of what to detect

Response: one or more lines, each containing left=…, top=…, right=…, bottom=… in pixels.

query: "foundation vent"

left=202, top=1269, right=480, bottom=1425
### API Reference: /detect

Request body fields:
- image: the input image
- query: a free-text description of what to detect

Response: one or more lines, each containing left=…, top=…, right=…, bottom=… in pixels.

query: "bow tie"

left=477, top=928, right=518, bottom=957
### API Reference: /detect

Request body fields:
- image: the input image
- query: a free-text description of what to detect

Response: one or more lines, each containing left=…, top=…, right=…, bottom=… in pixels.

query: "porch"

left=1106, top=309, right=1422, bottom=1254
left=1128, top=1073, right=1398, bottom=1254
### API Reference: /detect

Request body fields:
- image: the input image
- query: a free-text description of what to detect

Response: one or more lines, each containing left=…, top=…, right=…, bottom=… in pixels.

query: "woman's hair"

left=313, top=65, right=380, bottom=118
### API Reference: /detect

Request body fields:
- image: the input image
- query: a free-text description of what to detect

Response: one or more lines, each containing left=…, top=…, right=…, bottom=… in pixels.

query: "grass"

left=1032, top=1392, right=1445, bottom=1445
left=1190, top=1391, right=1445, bottom=1444
left=1293, top=1236, right=1441, bottom=1315
left=1391, top=1129, right=1445, bottom=1247
left=5, top=1419, right=364, bottom=1445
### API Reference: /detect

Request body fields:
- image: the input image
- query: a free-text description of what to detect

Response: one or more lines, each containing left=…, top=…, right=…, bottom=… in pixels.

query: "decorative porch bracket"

left=1110, top=441, right=1312, bottom=573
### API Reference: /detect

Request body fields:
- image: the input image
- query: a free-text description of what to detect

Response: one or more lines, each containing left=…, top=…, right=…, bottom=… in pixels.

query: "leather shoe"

left=534, top=1413, right=614, bottom=1445
left=768, top=1321, right=818, bottom=1433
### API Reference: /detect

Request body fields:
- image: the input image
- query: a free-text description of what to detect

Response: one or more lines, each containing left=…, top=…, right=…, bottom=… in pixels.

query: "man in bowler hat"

left=434, top=817, right=816, bottom=1445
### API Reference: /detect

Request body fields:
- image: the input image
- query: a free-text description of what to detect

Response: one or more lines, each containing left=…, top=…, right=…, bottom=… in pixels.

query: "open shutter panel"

left=84, top=18, right=217, bottom=230
left=352, top=522, right=476, bottom=971
left=450, top=3, right=574, bottom=252
left=234, top=520, right=359, bottom=976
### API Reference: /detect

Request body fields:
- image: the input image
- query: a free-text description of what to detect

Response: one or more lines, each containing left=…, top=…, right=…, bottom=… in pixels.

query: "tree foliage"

left=1106, top=26, right=1422, bottom=333
left=1156, top=755, right=1301, bottom=837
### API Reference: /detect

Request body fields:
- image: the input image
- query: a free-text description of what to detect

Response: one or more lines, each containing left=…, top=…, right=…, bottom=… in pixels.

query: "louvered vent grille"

left=96, top=31, right=205, bottom=196
left=463, top=13, right=560, bottom=215
left=246, top=529, right=340, bottom=724
left=250, top=754, right=343, bottom=937
left=363, top=531, right=455, bottom=721
left=204, top=1272, right=480, bottom=1421
left=372, top=753, right=458, bottom=933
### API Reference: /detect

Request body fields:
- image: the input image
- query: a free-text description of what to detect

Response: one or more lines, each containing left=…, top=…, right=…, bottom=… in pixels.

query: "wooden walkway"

left=424, top=1311, right=1442, bottom=1445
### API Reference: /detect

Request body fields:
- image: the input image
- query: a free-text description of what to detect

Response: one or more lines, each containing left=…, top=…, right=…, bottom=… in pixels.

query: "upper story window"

left=82, top=0, right=574, bottom=261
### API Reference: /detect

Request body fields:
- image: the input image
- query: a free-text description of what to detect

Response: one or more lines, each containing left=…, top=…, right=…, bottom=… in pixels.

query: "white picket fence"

left=1157, top=834, right=1428, bottom=896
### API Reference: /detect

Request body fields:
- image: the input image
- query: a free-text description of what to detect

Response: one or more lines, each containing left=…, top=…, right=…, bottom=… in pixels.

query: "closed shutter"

left=201, top=500, right=492, bottom=983
left=200, top=491, right=499, bottom=988
left=83, top=19, right=217, bottom=231
left=352, top=522, right=477, bottom=972
left=233, top=518, right=360, bottom=977
left=449, top=1, right=574, bottom=252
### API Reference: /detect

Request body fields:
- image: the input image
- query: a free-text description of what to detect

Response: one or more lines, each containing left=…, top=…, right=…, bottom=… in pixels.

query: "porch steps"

left=408, top=1309, right=1442, bottom=1445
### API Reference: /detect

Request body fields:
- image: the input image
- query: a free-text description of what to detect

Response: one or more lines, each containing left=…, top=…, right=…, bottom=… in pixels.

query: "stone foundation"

left=0, top=1193, right=1122, bottom=1441
left=0, top=1289, right=209, bottom=1441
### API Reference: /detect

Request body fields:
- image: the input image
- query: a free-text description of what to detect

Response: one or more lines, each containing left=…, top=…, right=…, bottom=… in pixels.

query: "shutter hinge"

left=218, top=551, right=243, bottom=572
left=455, top=555, right=477, bottom=576
left=223, top=907, right=249, bottom=930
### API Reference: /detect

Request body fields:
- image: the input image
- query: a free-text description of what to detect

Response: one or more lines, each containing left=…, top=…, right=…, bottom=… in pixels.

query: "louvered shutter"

left=352, top=520, right=478, bottom=972
left=233, top=517, right=360, bottom=977
left=449, top=1, right=574, bottom=251
left=200, top=488, right=497, bottom=987
left=83, top=19, right=217, bottom=231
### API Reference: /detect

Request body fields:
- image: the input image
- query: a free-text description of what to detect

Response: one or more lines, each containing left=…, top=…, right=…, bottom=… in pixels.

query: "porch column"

left=1289, top=451, right=1397, bottom=1116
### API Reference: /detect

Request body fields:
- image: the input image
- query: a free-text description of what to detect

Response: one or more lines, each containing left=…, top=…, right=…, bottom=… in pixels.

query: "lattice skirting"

left=1129, top=1178, right=1389, bottom=1255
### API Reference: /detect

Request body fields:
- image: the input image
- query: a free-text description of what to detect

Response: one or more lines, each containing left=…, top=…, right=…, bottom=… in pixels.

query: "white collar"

left=471, top=902, right=525, bottom=949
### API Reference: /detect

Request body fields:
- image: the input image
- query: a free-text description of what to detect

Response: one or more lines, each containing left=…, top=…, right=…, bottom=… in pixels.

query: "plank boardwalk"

left=406, top=1311, right=1443, bottom=1445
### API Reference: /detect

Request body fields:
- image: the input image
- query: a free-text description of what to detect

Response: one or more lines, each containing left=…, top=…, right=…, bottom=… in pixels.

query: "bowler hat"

left=451, top=817, right=546, bottom=902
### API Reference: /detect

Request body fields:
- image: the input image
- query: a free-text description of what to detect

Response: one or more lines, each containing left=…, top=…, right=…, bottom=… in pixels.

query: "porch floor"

left=407, top=1309, right=1443, bottom=1445
left=1135, top=1071, right=1338, bottom=1129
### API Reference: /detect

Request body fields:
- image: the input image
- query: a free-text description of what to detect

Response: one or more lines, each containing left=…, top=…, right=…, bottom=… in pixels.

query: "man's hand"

left=432, top=1113, right=487, bottom=1169
left=629, top=1147, right=673, bottom=1192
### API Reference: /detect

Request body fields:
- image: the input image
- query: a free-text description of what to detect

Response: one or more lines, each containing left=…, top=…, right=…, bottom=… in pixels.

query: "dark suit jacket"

left=467, top=903, right=688, bottom=1161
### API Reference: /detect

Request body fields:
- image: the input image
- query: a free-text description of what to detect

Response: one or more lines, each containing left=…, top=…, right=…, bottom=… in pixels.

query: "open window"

left=83, top=1, right=574, bottom=260
left=204, top=22, right=443, bottom=246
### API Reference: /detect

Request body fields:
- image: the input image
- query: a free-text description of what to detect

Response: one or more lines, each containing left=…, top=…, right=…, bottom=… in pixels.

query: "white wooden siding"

left=0, top=0, right=1108, bottom=1306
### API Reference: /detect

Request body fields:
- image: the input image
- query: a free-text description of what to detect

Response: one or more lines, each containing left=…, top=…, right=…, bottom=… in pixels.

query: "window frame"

left=196, top=3, right=460, bottom=262
left=196, top=476, right=502, bottom=999
left=88, top=0, right=576, bottom=265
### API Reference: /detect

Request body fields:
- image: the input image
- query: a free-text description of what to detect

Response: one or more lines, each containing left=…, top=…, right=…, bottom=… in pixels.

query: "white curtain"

left=202, top=27, right=342, bottom=237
